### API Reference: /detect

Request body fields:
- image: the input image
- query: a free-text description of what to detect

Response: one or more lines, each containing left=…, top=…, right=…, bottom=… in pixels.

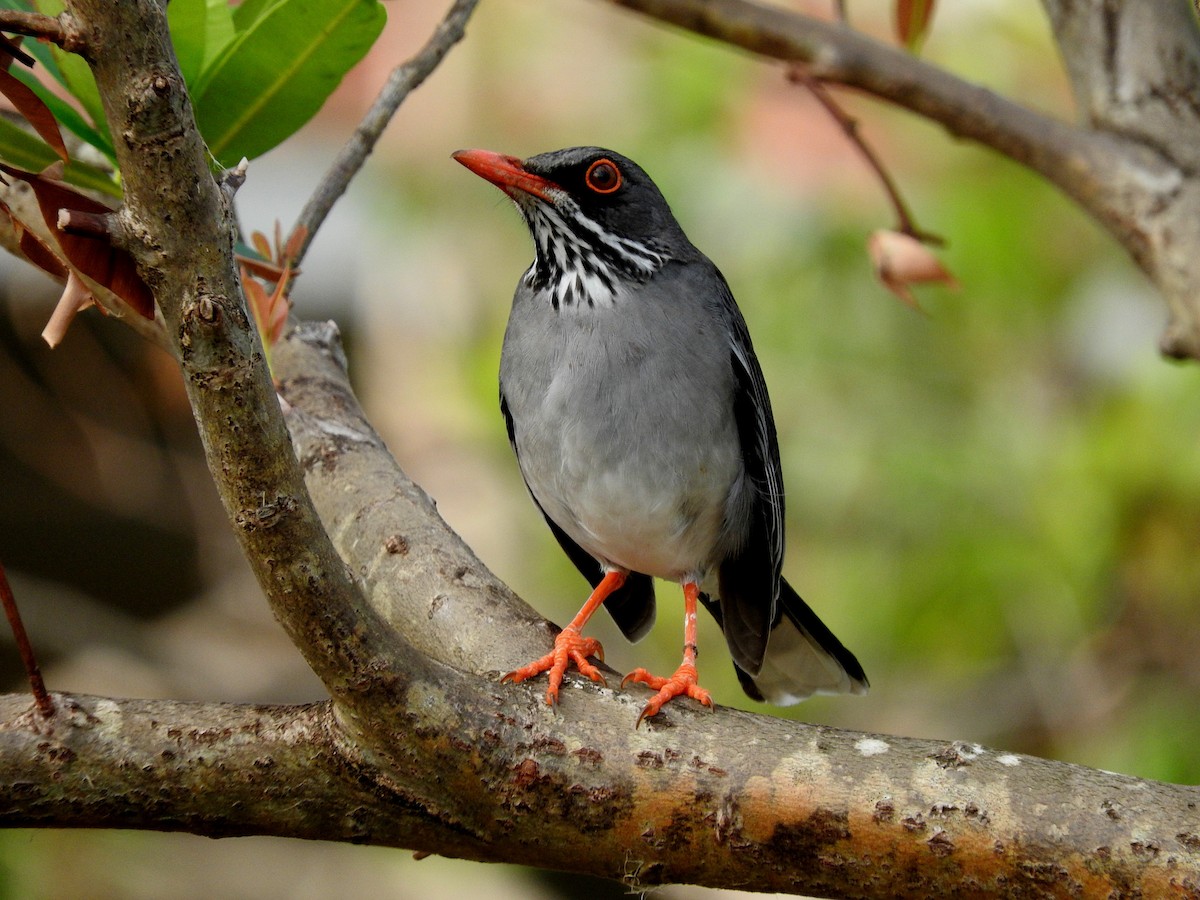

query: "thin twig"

left=0, top=10, right=83, bottom=53
left=0, top=561, right=54, bottom=717
left=791, top=67, right=942, bottom=244
left=57, top=207, right=114, bottom=237
left=289, top=0, right=481, bottom=269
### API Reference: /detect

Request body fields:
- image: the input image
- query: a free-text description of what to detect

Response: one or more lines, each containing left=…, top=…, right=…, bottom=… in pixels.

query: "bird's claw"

left=502, top=627, right=606, bottom=707
left=622, top=663, right=713, bottom=726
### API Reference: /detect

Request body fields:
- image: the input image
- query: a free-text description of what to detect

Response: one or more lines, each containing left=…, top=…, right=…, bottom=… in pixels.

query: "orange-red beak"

left=452, top=149, right=557, bottom=201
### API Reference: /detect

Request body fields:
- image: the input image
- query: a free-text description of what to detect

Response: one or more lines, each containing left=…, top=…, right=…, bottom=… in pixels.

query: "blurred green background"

left=1, top=1, right=1197, bottom=897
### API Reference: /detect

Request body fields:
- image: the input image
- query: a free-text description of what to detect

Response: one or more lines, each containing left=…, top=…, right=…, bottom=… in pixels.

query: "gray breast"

left=500, top=277, right=746, bottom=580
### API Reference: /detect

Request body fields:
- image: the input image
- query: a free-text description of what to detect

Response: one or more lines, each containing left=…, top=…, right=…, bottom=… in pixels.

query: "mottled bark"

left=5, top=321, right=1199, bottom=897
left=63, top=0, right=401, bottom=712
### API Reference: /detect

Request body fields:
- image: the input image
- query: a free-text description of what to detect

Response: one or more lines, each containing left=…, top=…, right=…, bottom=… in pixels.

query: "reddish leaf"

left=242, top=267, right=270, bottom=317
left=235, top=251, right=288, bottom=281
left=0, top=164, right=154, bottom=319
left=896, top=0, right=937, bottom=52
left=241, top=267, right=275, bottom=359
left=283, top=224, right=307, bottom=264
left=0, top=67, right=68, bottom=162
left=0, top=200, right=69, bottom=279
left=266, top=280, right=289, bottom=345
left=251, top=230, right=272, bottom=260
left=240, top=263, right=293, bottom=368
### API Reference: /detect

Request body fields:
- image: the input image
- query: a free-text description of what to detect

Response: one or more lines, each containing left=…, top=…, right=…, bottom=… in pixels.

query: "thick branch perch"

left=2, top=1, right=1199, bottom=896
left=3, top=665, right=1199, bottom=897
left=7, top=322, right=1197, bottom=896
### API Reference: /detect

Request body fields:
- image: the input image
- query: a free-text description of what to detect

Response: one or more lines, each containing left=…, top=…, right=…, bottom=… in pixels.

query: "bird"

left=453, top=146, right=868, bottom=725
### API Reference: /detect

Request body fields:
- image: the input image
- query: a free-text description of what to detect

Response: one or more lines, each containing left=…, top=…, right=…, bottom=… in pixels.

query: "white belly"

left=522, top=443, right=740, bottom=581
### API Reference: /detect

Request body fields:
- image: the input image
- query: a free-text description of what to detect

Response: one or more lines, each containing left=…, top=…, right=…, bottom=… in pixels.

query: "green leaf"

left=0, top=117, right=120, bottom=197
left=232, top=0, right=285, bottom=30
left=169, top=0, right=238, bottom=87
left=50, top=46, right=109, bottom=138
left=33, top=0, right=111, bottom=145
left=192, top=0, right=386, bottom=165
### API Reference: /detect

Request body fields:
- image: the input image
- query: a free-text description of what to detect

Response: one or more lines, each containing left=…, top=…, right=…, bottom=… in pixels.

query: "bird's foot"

left=623, top=662, right=713, bottom=726
left=501, top=627, right=606, bottom=707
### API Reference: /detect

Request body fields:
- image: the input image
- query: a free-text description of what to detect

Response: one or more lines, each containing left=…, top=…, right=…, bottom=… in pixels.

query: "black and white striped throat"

left=521, top=199, right=667, bottom=311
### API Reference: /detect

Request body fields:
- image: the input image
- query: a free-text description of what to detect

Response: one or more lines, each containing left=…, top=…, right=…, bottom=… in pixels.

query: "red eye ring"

left=585, top=158, right=622, bottom=194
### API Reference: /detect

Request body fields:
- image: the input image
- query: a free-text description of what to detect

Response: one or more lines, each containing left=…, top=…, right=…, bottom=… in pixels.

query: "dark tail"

left=731, top=579, right=868, bottom=705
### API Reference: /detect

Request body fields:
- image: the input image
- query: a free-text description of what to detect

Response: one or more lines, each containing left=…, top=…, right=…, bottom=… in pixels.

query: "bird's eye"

left=585, top=159, right=622, bottom=194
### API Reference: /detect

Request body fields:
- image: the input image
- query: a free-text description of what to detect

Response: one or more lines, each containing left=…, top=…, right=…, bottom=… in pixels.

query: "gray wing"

left=703, top=267, right=867, bottom=697
left=709, top=270, right=785, bottom=676
left=500, top=392, right=656, bottom=641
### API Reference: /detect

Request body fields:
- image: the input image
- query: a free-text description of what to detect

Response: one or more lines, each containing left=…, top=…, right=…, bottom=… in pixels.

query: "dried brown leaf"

left=868, top=228, right=958, bottom=312
left=0, top=199, right=69, bottom=279
left=0, top=164, right=154, bottom=318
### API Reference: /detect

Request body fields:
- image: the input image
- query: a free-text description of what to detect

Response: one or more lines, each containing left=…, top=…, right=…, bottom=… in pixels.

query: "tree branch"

left=603, top=0, right=1125, bottom=217
left=2, top=310, right=1198, bottom=896
left=603, top=0, right=1200, bottom=360
left=0, top=10, right=84, bottom=53
left=3, top=642, right=1199, bottom=899
left=289, top=0, right=481, bottom=268
left=4, top=1, right=1199, bottom=896
left=789, top=68, right=940, bottom=244
left=59, top=0, right=418, bottom=725
left=272, top=322, right=551, bottom=672
left=1036, top=0, right=1200, bottom=359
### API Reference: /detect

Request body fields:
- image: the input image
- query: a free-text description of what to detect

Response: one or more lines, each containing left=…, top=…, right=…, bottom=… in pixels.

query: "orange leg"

left=622, top=581, right=714, bottom=726
left=502, top=570, right=626, bottom=707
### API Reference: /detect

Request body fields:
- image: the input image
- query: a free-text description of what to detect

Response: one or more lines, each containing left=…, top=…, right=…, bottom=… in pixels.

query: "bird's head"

left=453, top=146, right=689, bottom=308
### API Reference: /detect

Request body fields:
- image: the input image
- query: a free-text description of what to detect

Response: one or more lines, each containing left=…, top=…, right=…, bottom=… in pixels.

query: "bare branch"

left=272, top=321, right=551, bottom=673
left=789, top=68, right=940, bottom=244
left=1035, top=0, right=1200, bottom=358
left=3, top=666, right=1199, bottom=899
left=0, top=10, right=83, bottom=53
left=604, top=0, right=1111, bottom=207
left=289, top=0, right=481, bottom=268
